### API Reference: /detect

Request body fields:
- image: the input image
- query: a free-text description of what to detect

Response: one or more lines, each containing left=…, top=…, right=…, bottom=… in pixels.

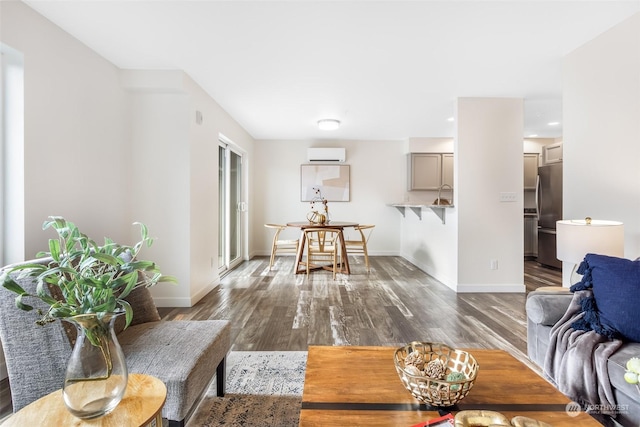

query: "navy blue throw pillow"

left=570, top=253, right=640, bottom=342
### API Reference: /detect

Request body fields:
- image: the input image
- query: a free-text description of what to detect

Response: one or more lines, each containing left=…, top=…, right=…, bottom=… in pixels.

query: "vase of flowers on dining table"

left=307, top=187, right=329, bottom=224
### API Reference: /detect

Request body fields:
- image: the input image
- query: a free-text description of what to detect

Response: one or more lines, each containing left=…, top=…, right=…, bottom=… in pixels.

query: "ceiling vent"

left=307, top=147, right=346, bottom=163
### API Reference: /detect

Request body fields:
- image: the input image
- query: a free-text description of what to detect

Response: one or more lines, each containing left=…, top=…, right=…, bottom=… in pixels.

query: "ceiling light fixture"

left=548, top=121, right=560, bottom=126
left=317, top=119, right=340, bottom=131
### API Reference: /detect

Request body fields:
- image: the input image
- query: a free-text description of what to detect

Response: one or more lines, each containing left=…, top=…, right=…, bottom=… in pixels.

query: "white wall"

left=1, top=1, right=132, bottom=254
left=123, top=70, right=255, bottom=307
left=126, top=80, right=192, bottom=306
left=252, top=140, right=403, bottom=258
left=563, top=12, right=640, bottom=278
left=400, top=138, right=458, bottom=287
left=184, top=76, right=255, bottom=305
left=456, top=98, right=525, bottom=292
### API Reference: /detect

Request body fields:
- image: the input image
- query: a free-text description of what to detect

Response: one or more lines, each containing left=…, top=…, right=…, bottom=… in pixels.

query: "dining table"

left=286, top=221, right=359, bottom=275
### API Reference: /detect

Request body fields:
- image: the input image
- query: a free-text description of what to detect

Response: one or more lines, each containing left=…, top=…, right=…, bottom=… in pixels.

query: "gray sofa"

left=526, top=289, right=640, bottom=427
left=0, top=258, right=231, bottom=427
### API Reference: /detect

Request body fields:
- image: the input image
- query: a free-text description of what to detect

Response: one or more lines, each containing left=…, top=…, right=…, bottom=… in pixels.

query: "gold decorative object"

left=404, top=365, right=423, bottom=376
left=454, top=410, right=510, bottom=426
left=308, top=187, right=329, bottom=224
left=510, top=416, right=554, bottom=427
left=425, top=359, right=446, bottom=379
left=404, top=350, right=425, bottom=371
left=454, top=412, right=554, bottom=427
left=394, top=342, right=478, bottom=407
left=306, top=211, right=327, bottom=225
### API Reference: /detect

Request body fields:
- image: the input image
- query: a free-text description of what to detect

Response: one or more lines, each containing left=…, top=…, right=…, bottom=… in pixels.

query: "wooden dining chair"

left=304, top=228, right=341, bottom=279
left=344, top=224, right=375, bottom=271
left=264, top=224, right=299, bottom=270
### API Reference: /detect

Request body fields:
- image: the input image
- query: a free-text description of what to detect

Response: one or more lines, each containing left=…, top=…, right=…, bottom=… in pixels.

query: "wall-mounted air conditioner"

left=307, top=147, right=346, bottom=162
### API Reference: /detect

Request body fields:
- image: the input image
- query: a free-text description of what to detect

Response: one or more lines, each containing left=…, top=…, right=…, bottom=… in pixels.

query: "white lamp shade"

left=556, top=219, right=624, bottom=265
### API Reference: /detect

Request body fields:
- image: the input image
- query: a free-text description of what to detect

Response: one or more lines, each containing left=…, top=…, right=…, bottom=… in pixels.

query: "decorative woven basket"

left=394, top=342, right=479, bottom=407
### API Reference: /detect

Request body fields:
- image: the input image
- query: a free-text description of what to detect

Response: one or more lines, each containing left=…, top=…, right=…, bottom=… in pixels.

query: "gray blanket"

left=543, top=289, right=623, bottom=416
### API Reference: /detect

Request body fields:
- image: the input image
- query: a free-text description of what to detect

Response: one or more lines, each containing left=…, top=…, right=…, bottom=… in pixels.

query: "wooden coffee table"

left=300, top=346, right=601, bottom=426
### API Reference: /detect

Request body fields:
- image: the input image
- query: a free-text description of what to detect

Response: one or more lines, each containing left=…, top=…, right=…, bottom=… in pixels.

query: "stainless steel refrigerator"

left=537, top=163, right=563, bottom=269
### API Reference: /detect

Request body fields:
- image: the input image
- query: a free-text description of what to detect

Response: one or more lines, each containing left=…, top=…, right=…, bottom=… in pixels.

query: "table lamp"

left=556, top=217, right=624, bottom=286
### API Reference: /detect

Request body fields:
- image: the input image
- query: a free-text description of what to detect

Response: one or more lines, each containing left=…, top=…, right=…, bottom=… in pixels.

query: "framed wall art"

left=300, top=164, right=350, bottom=202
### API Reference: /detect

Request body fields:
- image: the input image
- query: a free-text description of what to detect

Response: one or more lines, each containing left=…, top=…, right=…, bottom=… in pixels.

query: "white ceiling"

left=23, top=0, right=640, bottom=141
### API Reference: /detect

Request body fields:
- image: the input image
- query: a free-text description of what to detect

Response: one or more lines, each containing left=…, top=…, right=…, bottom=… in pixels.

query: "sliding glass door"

left=218, top=141, right=244, bottom=274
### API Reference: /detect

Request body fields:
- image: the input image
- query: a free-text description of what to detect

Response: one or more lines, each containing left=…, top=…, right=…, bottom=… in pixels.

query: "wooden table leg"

left=338, top=230, right=350, bottom=274
left=294, top=231, right=307, bottom=274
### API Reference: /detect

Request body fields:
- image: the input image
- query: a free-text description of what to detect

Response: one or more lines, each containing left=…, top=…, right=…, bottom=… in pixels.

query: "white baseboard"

left=152, top=296, right=193, bottom=308
left=455, top=283, right=526, bottom=293
left=401, top=254, right=526, bottom=293
left=189, top=281, right=218, bottom=305
left=152, top=279, right=219, bottom=308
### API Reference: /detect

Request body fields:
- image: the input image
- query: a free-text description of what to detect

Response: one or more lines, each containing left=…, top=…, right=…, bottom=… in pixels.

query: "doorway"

left=218, top=139, right=245, bottom=275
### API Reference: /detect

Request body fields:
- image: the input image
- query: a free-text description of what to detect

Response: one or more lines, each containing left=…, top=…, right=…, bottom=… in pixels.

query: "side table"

left=2, top=373, right=166, bottom=427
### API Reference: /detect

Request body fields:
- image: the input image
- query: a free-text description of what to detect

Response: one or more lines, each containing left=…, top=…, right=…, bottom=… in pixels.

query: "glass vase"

left=63, top=312, right=128, bottom=419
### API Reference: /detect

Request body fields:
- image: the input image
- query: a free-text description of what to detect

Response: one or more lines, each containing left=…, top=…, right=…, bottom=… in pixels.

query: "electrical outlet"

left=499, top=192, right=518, bottom=202
left=490, top=259, right=498, bottom=270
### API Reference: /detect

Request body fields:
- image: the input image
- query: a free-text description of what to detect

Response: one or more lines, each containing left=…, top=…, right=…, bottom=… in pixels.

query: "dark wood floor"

left=159, top=257, right=560, bottom=363
left=0, top=257, right=560, bottom=421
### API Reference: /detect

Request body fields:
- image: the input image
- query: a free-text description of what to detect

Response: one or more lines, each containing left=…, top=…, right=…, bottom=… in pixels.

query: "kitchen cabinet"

left=408, top=153, right=453, bottom=191
left=442, top=153, right=454, bottom=188
left=524, top=215, right=538, bottom=258
left=543, top=142, right=563, bottom=165
left=524, top=153, right=539, bottom=190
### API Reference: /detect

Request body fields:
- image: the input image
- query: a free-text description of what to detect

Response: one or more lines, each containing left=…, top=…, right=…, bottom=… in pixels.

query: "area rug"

left=186, top=351, right=307, bottom=427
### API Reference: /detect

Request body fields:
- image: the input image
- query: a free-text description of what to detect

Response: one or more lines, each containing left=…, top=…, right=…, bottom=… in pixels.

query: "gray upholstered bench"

left=0, top=258, right=231, bottom=427
left=119, top=320, right=230, bottom=426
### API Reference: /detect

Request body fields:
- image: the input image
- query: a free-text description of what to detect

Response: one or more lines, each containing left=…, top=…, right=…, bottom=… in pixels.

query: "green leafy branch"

left=1, top=216, right=177, bottom=330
